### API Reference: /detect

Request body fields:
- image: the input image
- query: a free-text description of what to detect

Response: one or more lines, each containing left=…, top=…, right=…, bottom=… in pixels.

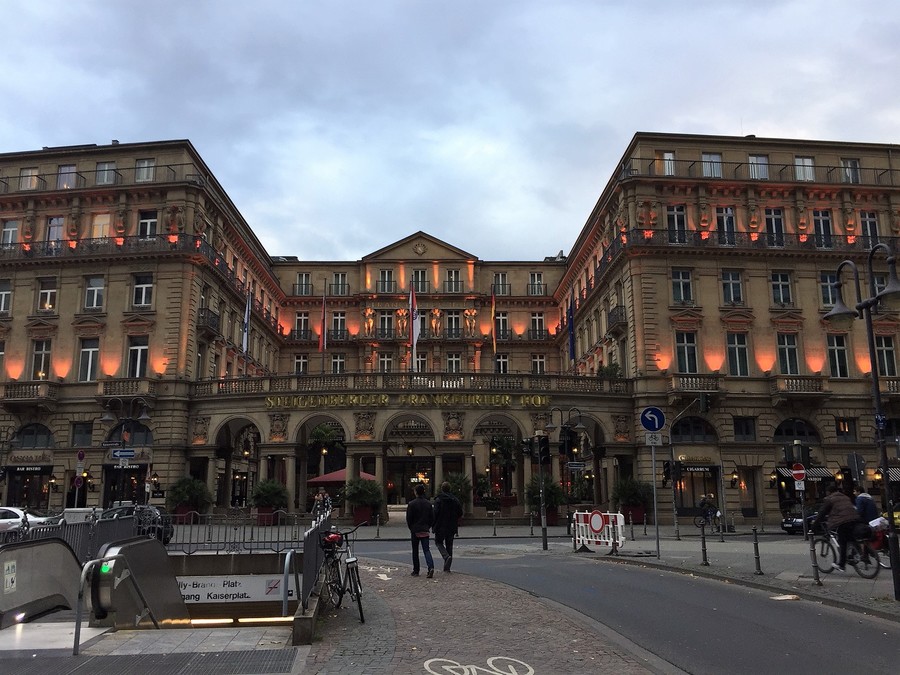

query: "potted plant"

left=250, top=479, right=289, bottom=525
left=166, top=477, right=212, bottom=523
left=444, top=472, right=471, bottom=518
left=611, top=478, right=653, bottom=524
left=343, top=477, right=384, bottom=525
left=525, top=474, right=566, bottom=526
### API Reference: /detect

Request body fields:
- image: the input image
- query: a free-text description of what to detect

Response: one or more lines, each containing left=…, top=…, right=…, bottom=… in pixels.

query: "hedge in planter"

left=166, top=477, right=213, bottom=522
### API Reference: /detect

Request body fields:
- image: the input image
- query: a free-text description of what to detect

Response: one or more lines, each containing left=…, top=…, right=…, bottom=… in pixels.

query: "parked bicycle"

left=319, top=522, right=365, bottom=623
left=693, top=510, right=721, bottom=532
left=813, top=525, right=880, bottom=579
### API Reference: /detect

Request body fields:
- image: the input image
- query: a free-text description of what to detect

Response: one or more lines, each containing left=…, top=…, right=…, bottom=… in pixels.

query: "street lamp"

left=100, top=397, right=152, bottom=505
left=523, top=432, right=550, bottom=550
left=544, top=407, right=586, bottom=536
left=823, top=242, right=900, bottom=601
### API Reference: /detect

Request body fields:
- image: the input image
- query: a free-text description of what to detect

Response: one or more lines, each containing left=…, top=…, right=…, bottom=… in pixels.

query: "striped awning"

left=777, top=467, right=834, bottom=481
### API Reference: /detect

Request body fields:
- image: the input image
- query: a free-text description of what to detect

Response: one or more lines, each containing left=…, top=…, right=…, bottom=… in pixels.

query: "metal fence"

left=4, top=513, right=134, bottom=565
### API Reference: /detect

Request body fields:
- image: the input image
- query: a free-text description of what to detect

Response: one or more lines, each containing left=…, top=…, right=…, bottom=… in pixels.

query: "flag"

left=567, top=291, right=576, bottom=361
left=409, top=286, right=421, bottom=370
left=318, top=291, right=327, bottom=352
left=241, top=290, right=251, bottom=353
left=491, top=288, right=497, bottom=354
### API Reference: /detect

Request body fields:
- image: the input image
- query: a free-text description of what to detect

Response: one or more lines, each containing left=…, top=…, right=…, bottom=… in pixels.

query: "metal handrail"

left=281, top=548, right=302, bottom=617
left=73, top=554, right=158, bottom=655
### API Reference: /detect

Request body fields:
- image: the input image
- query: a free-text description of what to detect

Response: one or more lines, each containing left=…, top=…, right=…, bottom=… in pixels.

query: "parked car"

left=100, top=504, right=174, bottom=544
left=0, top=507, right=61, bottom=541
left=781, top=506, right=819, bottom=535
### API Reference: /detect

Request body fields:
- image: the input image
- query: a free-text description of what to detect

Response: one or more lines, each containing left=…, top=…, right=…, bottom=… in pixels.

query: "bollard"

left=628, top=512, right=634, bottom=541
left=375, top=513, right=381, bottom=539
left=529, top=511, right=534, bottom=537
left=643, top=516, right=647, bottom=536
left=752, top=526, right=763, bottom=575
left=700, top=524, right=710, bottom=566
left=492, top=514, right=497, bottom=537
left=808, top=530, right=823, bottom=586
left=719, top=514, right=725, bottom=543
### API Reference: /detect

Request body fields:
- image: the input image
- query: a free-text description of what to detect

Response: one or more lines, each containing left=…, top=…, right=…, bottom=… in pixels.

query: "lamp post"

left=100, top=397, right=152, bottom=505
left=823, top=242, right=900, bottom=601
left=544, top=407, right=586, bottom=536
left=524, top=432, right=549, bottom=550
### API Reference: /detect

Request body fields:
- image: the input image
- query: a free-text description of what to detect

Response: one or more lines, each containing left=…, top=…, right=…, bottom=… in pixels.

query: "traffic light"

left=538, top=435, right=551, bottom=465
left=699, top=394, right=712, bottom=413
left=662, top=460, right=671, bottom=485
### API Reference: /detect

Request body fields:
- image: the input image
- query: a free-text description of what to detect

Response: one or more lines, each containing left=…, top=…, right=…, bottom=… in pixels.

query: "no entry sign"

left=791, top=463, right=806, bottom=481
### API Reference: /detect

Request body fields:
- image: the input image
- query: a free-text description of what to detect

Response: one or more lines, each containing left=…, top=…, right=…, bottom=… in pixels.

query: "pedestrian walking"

left=406, top=483, right=435, bottom=578
left=312, top=487, right=332, bottom=517
left=433, top=481, right=463, bottom=572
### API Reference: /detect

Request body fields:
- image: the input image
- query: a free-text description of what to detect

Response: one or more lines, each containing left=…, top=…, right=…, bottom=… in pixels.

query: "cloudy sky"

left=2, top=1, right=898, bottom=261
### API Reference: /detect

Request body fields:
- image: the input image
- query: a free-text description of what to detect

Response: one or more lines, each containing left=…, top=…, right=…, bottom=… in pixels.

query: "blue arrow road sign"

left=640, top=406, right=666, bottom=432
left=111, top=448, right=136, bottom=459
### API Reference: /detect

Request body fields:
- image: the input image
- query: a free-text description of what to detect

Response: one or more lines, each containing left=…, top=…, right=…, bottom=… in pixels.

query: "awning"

left=307, top=469, right=377, bottom=485
left=777, top=467, right=834, bottom=480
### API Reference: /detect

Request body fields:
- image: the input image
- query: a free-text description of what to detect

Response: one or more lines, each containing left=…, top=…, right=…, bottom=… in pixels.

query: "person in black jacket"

left=433, top=481, right=463, bottom=572
left=406, top=483, right=435, bottom=577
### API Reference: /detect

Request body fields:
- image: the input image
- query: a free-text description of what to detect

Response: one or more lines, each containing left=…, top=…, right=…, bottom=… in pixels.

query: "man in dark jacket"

left=814, top=484, right=860, bottom=571
left=433, top=481, right=463, bottom=572
left=406, top=483, right=435, bottom=578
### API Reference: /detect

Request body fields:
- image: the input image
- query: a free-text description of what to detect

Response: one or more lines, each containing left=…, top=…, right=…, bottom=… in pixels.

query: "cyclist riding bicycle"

left=813, top=484, right=859, bottom=572
left=698, top=494, right=718, bottom=523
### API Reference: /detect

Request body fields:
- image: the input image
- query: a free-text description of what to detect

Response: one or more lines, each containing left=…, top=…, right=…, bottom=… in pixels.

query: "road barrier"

left=572, top=510, right=626, bottom=552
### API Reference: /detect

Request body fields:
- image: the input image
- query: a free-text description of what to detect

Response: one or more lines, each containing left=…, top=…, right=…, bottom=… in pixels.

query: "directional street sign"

left=567, top=462, right=585, bottom=471
left=640, top=406, right=666, bottom=432
left=111, top=448, right=136, bottom=459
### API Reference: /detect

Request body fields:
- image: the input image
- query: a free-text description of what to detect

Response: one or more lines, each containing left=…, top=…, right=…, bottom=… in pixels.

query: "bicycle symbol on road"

left=425, top=656, right=534, bottom=675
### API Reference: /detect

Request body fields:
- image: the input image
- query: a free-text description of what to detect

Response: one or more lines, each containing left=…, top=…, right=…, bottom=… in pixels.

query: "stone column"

left=285, top=454, right=296, bottom=513
left=465, top=452, right=475, bottom=514
left=374, top=448, right=386, bottom=523
left=223, top=455, right=233, bottom=507
left=298, top=453, right=308, bottom=514
left=434, top=453, right=444, bottom=493
left=258, top=455, right=268, bottom=483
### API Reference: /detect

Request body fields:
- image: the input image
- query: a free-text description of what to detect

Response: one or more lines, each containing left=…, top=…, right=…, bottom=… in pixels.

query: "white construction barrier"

left=572, top=510, right=626, bottom=552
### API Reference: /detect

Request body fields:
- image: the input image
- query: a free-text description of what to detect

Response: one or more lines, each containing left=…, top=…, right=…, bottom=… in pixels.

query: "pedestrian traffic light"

left=699, top=393, right=712, bottom=413
left=663, top=460, right=672, bottom=483
left=538, top=435, right=551, bottom=465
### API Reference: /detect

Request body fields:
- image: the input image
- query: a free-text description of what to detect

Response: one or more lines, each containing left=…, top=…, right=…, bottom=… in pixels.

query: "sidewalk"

left=1, top=518, right=897, bottom=674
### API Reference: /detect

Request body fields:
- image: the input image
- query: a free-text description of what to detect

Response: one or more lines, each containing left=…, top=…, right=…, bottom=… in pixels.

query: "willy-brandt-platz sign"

left=265, top=393, right=551, bottom=409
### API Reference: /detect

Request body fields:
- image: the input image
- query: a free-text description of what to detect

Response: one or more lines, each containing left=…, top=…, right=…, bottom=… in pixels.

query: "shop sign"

left=9, top=465, right=52, bottom=474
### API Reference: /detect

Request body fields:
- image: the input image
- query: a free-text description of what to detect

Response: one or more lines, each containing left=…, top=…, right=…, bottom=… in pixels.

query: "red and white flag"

left=409, top=286, right=421, bottom=370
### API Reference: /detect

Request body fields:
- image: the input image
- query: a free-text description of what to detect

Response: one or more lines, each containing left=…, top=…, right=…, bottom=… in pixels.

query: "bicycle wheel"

left=851, top=543, right=880, bottom=579
left=815, top=537, right=837, bottom=573
left=349, top=565, right=365, bottom=623
left=323, top=558, right=344, bottom=609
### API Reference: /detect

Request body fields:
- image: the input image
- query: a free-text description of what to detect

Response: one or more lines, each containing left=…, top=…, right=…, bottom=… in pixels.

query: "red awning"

left=307, top=469, right=377, bottom=485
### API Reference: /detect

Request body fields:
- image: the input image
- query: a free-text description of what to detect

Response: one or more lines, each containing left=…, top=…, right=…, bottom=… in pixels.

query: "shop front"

left=102, top=462, right=149, bottom=507
left=4, top=465, right=52, bottom=510
left=672, top=462, right=721, bottom=515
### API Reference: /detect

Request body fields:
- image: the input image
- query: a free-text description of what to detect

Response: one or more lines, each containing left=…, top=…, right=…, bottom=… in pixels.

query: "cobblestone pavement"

left=303, top=558, right=667, bottom=675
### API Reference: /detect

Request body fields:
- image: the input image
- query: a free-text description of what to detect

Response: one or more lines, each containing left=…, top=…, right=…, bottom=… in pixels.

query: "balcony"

left=443, top=280, right=464, bottom=294
left=287, top=329, right=314, bottom=342
left=768, top=374, right=830, bottom=406
left=329, top=283, right=350, bottom=296
left=526, top=329, right=550, bottom=341
left=328, top=329, right=349, bottom=342
left=1, top=162, right=206, bottom=196
left=495, top=328, right=514, bottom=342
left=292, top=283, right=313, bottom=296
left=97, top=378, right=159, bottom=403
left=197, top=307, right=221, bottom=339
left=0, top=381, right=60, bottom=413
left=666, top=373, right=719, bottom=407
left=410, top=281, right=431, bottom=294
left=526, top=283, right=547, bottom=296
left=492, top=283, right=511, bottom=296
left=607, top=305, right=627, bottom=336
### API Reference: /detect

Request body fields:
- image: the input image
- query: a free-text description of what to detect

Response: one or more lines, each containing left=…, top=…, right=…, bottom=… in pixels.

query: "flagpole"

left=319, top=281, right=327, bottom=375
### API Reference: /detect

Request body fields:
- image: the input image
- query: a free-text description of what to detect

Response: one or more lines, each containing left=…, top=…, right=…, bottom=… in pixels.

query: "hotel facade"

left=1, top=133, right=898, bottom=525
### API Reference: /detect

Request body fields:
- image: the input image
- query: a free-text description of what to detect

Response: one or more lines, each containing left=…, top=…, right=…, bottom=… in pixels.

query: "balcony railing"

left=1, top=162, right=207, bottom=195
left=329, top=283, right=350, bottom=296
left=492, top=283, right=510, bottom=296
left=197, top=307, right=220, bottom=333
left=443, top=280, right=464, bottom=293
left=292, top=283, right=313, bottom=296
left=526, top=329, right=550, bottom=340
left=621, top=157, right=899, bottom=187
left=410, top=281, right=431, bottom=293
left=526, top=283, right=547, bottom=296
left=328, top=329, right=349, bottom=342
left=375, top=281, right=397, bottom=293
left=194, top=371, right=633, bottom=398
left=288, top=329, right=314, bottom=341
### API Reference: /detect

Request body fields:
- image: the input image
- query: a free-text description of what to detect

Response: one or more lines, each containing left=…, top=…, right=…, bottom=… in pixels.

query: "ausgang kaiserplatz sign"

left=265, top=393, right=551, bottom=409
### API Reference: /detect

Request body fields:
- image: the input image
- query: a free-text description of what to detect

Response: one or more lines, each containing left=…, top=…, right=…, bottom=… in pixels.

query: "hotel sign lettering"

left=265, top=393, right=551, bottom=410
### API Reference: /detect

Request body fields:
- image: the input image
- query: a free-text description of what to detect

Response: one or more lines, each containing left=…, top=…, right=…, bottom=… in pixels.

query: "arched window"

left=772, top=418, right=819, bottom=444
left=16, top=423, right=54, bottom=448
left=672, top=417, right=717, bottom=443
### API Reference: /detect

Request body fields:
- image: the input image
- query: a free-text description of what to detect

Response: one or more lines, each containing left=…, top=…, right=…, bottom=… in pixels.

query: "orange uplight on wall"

left=700, top=231, right=709, bottom=240
left=655, top=352, right=671, bottom=371
left=805, top=350, right=825, bottom=374
left=115, top=237, right=124, bottom=246
left=855, top=352, right=872, bottom=374
left=152, top=357, right=168, bottom=375
left=749, top=232, right=759, bottom=242
left=168, top=234, right=178, bottom=244
left=799, top=233, right=808, bottom=243
left=6, top=357, right=24, bottom=380
left=755, top=350, right=776, bottom=373
left=101, top=356, right=122, bottom=377
left=68, top=240, right=77, bottom=249
left=704, top=350, right=725, bottom=372
left=643, top=230, right=653, bottom=239
left=53, top=360, right=72, bottom=379
left=847, top=235, right=856, bottom=244
left=511, top=321, right=526, bottom=335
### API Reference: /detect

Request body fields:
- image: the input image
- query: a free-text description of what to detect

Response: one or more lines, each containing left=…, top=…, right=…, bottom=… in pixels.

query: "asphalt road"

left=357, top=538, right=900, bottom=674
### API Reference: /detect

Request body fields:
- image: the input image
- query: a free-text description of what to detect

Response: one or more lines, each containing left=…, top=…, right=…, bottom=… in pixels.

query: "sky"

left=2, top=1, right=898, bottom=262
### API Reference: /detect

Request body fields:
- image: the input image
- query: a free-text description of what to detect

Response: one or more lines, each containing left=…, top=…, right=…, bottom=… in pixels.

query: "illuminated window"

left=835, top=418, right=857, bottom=442
left=794, top=156, right=815, bottom=181
left=46, top=216, right=64, bottom=248
left=57, top=164, right=77, bottom=189
left=31, top=339, right=52, bottom=380
left=90, top=213, right=111, bottom=240
left=38, top=278, right=57, bottom=312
